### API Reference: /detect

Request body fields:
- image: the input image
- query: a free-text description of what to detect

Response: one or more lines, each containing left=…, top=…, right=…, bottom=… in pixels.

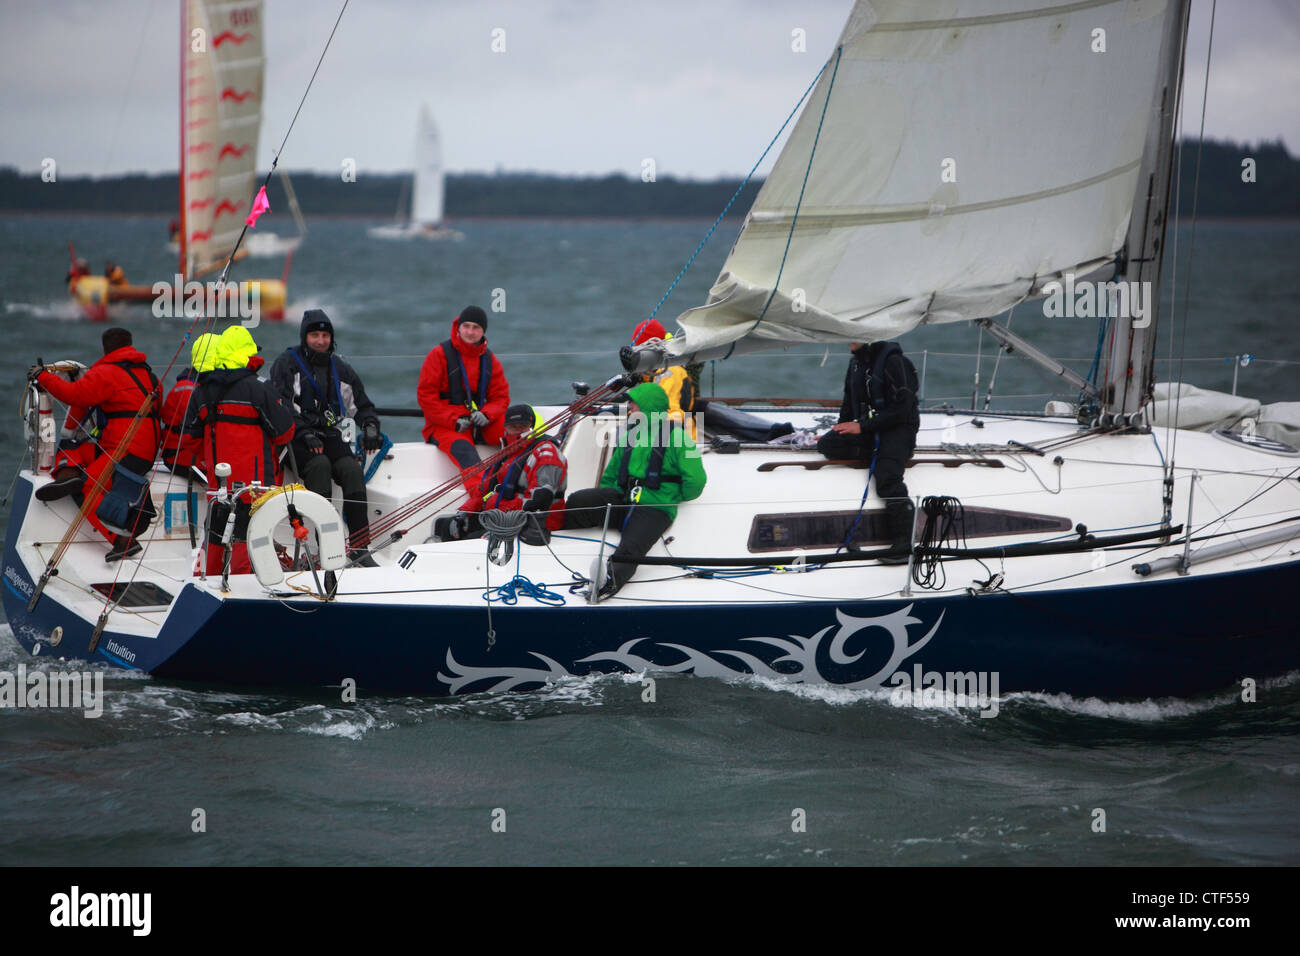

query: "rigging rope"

left=216, top=0, right=351, bottom=289
left=723, top=44, right=844, bottom=360
left=643, top=56, right=833, bottom=325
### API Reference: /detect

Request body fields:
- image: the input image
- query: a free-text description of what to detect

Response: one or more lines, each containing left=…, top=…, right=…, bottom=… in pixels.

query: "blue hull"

left=5, top=479, right=1297, bottom=699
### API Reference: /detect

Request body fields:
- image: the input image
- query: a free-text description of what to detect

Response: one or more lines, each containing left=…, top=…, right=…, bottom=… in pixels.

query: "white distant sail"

left=369, top=104, right=462, bottom=240
left=412, top=104, right=445, bottom=227
left=181, top=0, right=266, bottom=277
left=669, top=0, right=1179, bottom=361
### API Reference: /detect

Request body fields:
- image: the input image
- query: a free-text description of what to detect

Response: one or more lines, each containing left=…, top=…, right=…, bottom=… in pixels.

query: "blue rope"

left=641, top=56, right=834, bottom=328
left=723, top=44, right=844, bottom=361
left=357, top=432, right=393, bottom=483
left=836, top=432, right=878, bottom=556
left=483, top=545, right=566, bottom=606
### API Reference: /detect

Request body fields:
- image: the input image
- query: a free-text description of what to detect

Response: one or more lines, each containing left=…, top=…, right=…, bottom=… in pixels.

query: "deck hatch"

left=748, top=507, right=1072, bottom=552
left=89, top=581, right=175, bottom=608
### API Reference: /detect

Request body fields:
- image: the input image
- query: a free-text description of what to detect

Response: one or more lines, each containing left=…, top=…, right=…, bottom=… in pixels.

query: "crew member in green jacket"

left=564, top=381, right=706, bottom=597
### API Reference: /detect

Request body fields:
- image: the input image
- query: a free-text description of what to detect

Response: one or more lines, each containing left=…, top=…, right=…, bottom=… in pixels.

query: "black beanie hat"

left=102, top=327, right=132, bottom=354
left=458, top=305, right=488, bottom=332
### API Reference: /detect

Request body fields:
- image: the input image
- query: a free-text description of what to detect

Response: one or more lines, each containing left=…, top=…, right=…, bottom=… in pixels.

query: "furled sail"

left=412, top=105, right=445, bottom=227
left=181, top=0, right=266, bottom=277
left=665, top=0, right=1180, bottom=363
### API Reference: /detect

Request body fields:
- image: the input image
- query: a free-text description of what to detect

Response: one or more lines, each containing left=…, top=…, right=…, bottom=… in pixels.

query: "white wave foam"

left=725, top=673, right=990, bottom=721
left=5, top=300, right=83, bottom=321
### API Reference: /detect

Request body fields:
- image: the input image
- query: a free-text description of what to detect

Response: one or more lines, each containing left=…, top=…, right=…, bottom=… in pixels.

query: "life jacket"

left=439, top=339, right=492, bottom=410
left=867, top=342, right=919, bottom=413
left=616, top=424, right=683, bottom=493
left=198, top=375, right=281, bottom=488
left=288, top=348, right=346, bottom=422
left=484, top=436, right=559, bottom=504
left=100, top=359, right=163, bottom=455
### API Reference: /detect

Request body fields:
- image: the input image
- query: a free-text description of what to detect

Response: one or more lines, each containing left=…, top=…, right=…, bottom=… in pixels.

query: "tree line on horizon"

left=1, top=139, right=1294, bottom=218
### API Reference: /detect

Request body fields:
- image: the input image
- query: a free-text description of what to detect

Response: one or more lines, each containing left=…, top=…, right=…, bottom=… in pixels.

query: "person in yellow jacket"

left=629, top=319, right=697, bottom=440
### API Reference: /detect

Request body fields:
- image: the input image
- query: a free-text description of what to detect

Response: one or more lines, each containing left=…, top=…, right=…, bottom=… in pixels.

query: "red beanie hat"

left=631, top=319, right=666, bottom=346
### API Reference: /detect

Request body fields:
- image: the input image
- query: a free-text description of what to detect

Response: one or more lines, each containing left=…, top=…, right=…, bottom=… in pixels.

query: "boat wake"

left=5, top=300, right=84, bottom=322
left=0, top=624, right=644, bottom=737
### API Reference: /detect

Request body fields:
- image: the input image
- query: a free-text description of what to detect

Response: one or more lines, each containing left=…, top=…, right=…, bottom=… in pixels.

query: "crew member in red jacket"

left=176, top=326, right=295, bottom=576
left=31, top=327, right=162, bottom=561
left=159, top=366, right=199, bottom=475
left=434, top=404, right=567, bottom=545
left=417, top=305, right=510, bottom=495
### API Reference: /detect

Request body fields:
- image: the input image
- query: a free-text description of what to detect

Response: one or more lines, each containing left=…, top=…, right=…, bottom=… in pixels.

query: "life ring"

left=245, top=486, right=348, bottom=588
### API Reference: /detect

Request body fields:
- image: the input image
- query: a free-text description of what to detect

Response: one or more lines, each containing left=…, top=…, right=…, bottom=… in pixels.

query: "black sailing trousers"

left=292, top=431, right=369, bottom=544
left=563, top=487, right=673, bottom=593
left=816, top=426, right=915, bottom=500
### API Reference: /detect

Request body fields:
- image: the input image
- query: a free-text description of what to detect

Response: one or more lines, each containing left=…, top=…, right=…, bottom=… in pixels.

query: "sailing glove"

left=455, top=416, right=471, bottom=431
left=469, top=410, right=490, bottom=428
left=302, top=432, right=325, bottom=456
left=523, top=488, right=554, bottom=512
left=362, top=421, right=382, bottom=452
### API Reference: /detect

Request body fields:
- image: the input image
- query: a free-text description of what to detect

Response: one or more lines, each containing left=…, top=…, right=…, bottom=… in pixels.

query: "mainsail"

left=665, top=0, right=1183, bottom=363
left=180, top=0, right=266, bottom=277
left=411, top=105, right=445, bottom=227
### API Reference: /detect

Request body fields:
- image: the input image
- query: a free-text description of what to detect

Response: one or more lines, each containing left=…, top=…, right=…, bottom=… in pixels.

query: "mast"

left=1099, top=0, right=1192, bottom=423
left=178, top=0, right=187, bottom=278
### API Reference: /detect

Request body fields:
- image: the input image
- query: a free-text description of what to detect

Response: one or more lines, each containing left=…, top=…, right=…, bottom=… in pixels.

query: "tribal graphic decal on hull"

left=439, top=605, right=944, bottom=695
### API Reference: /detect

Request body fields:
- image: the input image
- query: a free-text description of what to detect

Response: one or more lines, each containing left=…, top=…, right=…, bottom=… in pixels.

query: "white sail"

left=411, top=104, right=445, bottom=227
left=669, top=0, right=1180, bottom=362
left=181, top=0, right=266, bottom=277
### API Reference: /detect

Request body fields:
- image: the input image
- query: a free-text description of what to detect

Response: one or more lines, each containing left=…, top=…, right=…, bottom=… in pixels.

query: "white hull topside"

left=7, top=407, right=1299, bottom=644
left=366, top=223, right=464, bottom=241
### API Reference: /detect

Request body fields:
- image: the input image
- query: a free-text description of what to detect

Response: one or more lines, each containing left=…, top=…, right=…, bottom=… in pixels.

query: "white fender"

left=245, top=487, right=348, bottom=588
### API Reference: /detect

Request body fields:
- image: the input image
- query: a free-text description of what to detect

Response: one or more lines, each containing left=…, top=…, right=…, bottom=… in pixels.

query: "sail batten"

left=665, top=0, right=1179, bottom=363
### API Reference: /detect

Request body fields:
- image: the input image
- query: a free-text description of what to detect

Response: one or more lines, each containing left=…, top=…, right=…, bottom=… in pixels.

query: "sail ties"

left=723, top=44, right=844, bottom=361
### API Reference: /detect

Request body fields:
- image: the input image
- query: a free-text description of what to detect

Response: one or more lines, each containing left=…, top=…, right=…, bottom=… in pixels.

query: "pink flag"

left=244, top=186, right=271, bottom=228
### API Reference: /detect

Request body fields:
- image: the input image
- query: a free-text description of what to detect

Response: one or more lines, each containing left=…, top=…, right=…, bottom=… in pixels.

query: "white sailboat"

left=10, top=0, right=1297, bottom=701
left=73, top=0, right=292, bottom=321
left=167, top=0, right=304, bottom=263
left=369, top=105, right=464, bottom=240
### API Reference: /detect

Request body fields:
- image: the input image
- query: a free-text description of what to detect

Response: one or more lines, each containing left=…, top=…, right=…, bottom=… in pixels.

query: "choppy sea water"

left=1, top=215, right=1298, bottom=866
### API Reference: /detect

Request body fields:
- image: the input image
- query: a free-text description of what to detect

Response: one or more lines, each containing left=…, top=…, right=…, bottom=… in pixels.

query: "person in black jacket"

left=818, top=341, right=920, bottom=562
left=270, top=309, right=382, bottom=564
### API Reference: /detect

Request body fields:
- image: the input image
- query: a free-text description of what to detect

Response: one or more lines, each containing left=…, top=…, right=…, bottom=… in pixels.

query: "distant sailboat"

left=369, top=105, right=463, bottom=240
left=70, top=0, right=290, bottom=322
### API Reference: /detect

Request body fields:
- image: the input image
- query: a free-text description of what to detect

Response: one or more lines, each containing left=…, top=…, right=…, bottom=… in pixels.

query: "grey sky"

left=1, top=0, right=1295, bottom=179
